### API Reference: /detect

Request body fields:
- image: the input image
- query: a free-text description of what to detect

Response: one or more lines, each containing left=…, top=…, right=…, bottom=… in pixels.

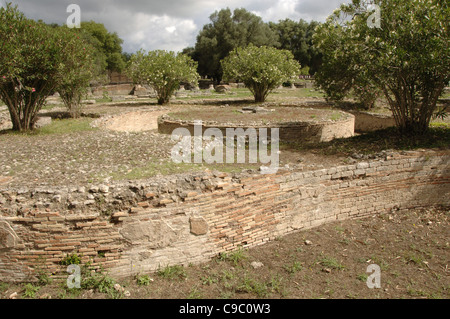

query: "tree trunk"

left=253, top=85, right=268, bottom=103
left=254, top=93, right=266, bottom=103
left=5, top=99, right=40, bottom=131
left=158, top=96, right=170, bottom=105
left=10, top=111, right=22, bottom=131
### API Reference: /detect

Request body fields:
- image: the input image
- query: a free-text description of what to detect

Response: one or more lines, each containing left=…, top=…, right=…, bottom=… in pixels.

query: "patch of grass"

left=284, top=261, right=303, bottom=274
left=201, top=275, right=218, bottom=286
left=269, top=274, right=285, bottom=296
left=406, top=286, right=442, bottom=299
left=37, top=118, right=96, bottom=135
left=108, top=161, right=205, bottom=181
left=334, top=226, right=345, bottom=233
left=218, top=247, right=248, bottom=266
left=235, top=273, right=285, bottom=297
left=203, top=162, right=260, bottom=174
left=236, top=275, right=269, bottom=298
left=0, top=282, right=10, bottom=293
left=402, top=251, right=425, bottom=266
left=173, top=88, right=253, bottom=102
left=270, top=87, right=325, bottom=99
left=318, top=255, right=346, bottom=270
left=79, top=264, right=123, bottom=299
left=95, top=97, right=113, bottom=103
left=338, top=238, right=351, bottom=245
left=37, top=271, right=53, bottom=286
left=368, top=256, right=390, bottom=271
left=22, top=283, right=40, bottom=299
left=157, top=265, right=187, bottom=280
left=330, top=112, right=343, bottom=121
left=430, top=122, right=450, bottom=129
left=187, top=285, right=203, bottom=299
left=221, top=269, right=236, bottom=282
left=357, top=273, right=369, bottom=282
left=136, top=274, right=153, bottom=286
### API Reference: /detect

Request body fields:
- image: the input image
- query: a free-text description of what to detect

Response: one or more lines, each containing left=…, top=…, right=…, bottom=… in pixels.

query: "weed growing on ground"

left=318, top=255, right=346, bottom=270
left=217, top=247, right=248, bottom=266
left=22, top=284, right=40, bottom=299
left=157, top=265, right=187, bottom=280
left=136, top=274, right=153, bottom=286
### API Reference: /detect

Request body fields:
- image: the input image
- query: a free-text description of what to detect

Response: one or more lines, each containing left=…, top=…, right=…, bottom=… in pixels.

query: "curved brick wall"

left=0, top=150, right=448, bottom=282
left=157, top=113, right=355, bottom=143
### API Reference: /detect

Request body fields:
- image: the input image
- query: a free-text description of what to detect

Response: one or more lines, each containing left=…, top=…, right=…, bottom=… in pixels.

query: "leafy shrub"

left=221, top=44, right=301, bottom=102
left=127, top=50, right=199, bottom=105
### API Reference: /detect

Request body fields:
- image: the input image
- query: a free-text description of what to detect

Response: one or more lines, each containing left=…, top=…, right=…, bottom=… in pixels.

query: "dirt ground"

left=0, top=102, right=348, bottom=188
left=99, top=110, right=168, bottom=132
left=1, top=206, right=448, bottom=300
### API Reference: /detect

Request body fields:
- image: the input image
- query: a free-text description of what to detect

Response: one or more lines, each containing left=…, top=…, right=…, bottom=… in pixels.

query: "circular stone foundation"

left=158, top=106, right=355, bottom=143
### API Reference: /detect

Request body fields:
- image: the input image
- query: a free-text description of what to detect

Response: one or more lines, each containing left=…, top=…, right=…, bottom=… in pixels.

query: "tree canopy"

left=80, top=21, right=126, bottom=74
left=314, top=0, right=449, bottom=133
left=0, top=3, right=96, bottom=131
left=57, top=27, right=96, bottom=118
left=269, top=19, right=322, bottom=75
left=192, top=8, right=279, bottom=82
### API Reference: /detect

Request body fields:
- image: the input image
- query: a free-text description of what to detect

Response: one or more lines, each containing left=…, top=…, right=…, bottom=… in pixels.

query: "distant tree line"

left=46, top=7, right=322, bottom=85
left=182, top=8, right=321, bottom=83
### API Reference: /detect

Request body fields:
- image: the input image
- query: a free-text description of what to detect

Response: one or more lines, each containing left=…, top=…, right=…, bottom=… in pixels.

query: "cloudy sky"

left=2, top=0, right=350, bottom=53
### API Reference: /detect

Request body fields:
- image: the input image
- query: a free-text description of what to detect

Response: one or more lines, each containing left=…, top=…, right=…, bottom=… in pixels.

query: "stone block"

left=190, top=217, right=208, bottom=236
left=0, top=220, right=19, bottom=249
left=34, top=117, right=52, bottom=129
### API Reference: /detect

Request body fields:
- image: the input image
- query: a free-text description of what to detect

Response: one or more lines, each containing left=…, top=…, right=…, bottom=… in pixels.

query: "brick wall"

left=0, top=150, right=448, bottom=282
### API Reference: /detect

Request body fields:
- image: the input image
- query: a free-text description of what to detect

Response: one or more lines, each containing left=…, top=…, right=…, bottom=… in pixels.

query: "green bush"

left=221, top=44, right=301, bottom=102
left=0, top=3, right=95, bottom=130
left=127, top=50, right=199, bottom=105
left=314, top=0, right=450, bottom=134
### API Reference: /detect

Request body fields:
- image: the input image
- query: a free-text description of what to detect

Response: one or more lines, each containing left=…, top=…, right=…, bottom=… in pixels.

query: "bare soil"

left=99, top=110, right=168, bottom=132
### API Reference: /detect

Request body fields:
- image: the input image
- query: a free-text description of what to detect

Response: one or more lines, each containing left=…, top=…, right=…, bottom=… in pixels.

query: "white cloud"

left=295, top=0, right=351, bottom=21
left=122, top=13, right=197, bottom=52
left=251, top=0, right=301, bottom=22
left=165, top=26, right=177, bottom=34
left=2, top=0, right=351, bottom=53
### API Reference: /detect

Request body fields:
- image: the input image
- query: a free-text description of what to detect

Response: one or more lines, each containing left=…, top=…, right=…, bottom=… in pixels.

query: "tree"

left=193, top=8, right=279, bottom=82
left=57, top=27, right=96, bottom=118
left=0, top=4, right=94, bottom=131
left=221, top=44, right=301, bottom=102
left=269, top=19, right=322, bottom=75
left=127, top=50, right=200, bottom=105
left=314, top=0, right=449, bottom=133
left=80, top=21, right=126, bottom=73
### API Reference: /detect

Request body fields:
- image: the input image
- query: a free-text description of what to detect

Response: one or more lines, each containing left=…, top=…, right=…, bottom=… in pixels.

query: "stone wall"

left=349, top=110, right=396, bottom=132
left=91, top=84, right=135, bottom=97
left=158, top=113, right=355, bottom=143
left=0, top=150, right=448, bottom=282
